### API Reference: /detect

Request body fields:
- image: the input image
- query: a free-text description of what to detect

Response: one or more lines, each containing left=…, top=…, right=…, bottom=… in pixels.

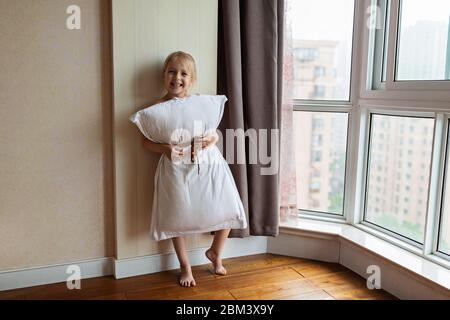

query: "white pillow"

left=129, top=94, right=227, bottom=145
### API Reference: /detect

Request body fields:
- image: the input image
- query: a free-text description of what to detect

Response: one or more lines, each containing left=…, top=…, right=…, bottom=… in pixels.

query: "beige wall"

left=112, top=0, right=219, bottom=259
left=0, top=0, right=219, bottom=271
left=0, top=0, right=115, bottom=270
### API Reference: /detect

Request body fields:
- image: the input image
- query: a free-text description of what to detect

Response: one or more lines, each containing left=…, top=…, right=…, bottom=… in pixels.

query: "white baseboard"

left=0, top=236, right=267, bottom=291
left=267, top=233, right=340, bottom=263
left=114, top=236, right=268, bottom=279
left=0, top=257, right=114, bottom=292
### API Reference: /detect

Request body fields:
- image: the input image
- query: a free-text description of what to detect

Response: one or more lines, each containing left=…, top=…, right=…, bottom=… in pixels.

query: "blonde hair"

left=162, top=51, right=197, bottom=83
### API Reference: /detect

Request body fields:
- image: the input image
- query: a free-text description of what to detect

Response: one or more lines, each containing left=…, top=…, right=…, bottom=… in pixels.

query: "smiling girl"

left=141, top=52, right=232, bottom=287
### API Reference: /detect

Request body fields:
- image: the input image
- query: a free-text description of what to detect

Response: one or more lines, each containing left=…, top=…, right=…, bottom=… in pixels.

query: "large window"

left=291, top=0, right=355, bottom=100
left=364, top=115, right=434, bottom=244
left=289, top=0, right=450, bottom=266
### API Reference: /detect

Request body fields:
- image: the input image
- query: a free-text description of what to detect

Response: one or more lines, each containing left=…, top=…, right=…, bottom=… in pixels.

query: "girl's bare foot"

left=205, top=249, right=227, bottom=275
left=179, top=266, right=196, bottom=287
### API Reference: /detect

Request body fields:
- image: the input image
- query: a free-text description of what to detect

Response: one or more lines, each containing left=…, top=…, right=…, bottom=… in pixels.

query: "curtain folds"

left=217, top=0, right=293, bottom=237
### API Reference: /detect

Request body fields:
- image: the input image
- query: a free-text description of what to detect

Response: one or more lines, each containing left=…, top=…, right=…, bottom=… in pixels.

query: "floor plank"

left=274, top=290, right=334, bottom=300
left=229, top=277, right=319, bottom=300
left=290, top=261, right=348, bottom=278
left=214, top=253, right=308, bottom=276
left=324, top=283, right=397, bottom=300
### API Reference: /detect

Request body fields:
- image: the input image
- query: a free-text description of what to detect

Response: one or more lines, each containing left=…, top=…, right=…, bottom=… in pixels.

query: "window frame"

left=291, top=0, right=450, bottom=268
left=292, top=0, right=357, bottom=103
left=352, top=106, right=450, bottom=268
left=294, top=106, right=351, bottom=220
left=293, top=0, right=359, bottom=223
left=358, top=0, right=450, bottom=265
left=360, top=111, right=436, bottom=249
left=361, top=0, right=450, bottom=100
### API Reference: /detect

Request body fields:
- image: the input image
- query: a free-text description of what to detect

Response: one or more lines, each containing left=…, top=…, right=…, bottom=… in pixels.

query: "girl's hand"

left=200, top=131, right=219, bottom=150
left=165, top=144, right=184, bottom=162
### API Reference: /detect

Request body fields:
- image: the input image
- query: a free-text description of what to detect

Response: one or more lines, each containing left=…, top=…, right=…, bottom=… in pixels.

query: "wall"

left=0, top=0, right=238, bottom=278
left=0, top=0, right=114, bottom=271
left=112, top=0, right=219, bottom=259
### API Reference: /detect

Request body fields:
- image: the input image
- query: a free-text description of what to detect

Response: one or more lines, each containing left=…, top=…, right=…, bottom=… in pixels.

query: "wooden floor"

left=0, top=254, right=397, bottom=300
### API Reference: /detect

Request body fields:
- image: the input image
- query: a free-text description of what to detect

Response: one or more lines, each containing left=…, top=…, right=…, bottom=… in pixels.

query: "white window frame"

left=354, top=108, right=437, bottom=247
left=361, top=0, right=450, bottom=100
left=354, top=0, right=450, bottom=267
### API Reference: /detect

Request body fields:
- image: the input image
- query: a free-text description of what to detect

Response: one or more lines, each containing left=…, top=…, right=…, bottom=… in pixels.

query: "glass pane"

left=396, top=0, right=450, bottom=81
left=294, top=112, right=348, bottom=215
left=291, top=0, right=355, bottom=100
left=437, top=122, right=450, bottom=256
left=364, top=115, right=434, bottom=244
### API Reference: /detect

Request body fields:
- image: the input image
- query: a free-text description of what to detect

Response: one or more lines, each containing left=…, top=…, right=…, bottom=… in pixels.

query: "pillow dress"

left=129, top=94, right=248, bottom=241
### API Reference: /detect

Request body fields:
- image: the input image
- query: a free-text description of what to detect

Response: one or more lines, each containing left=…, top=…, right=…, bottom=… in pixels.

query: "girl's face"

left=164, top=58, right=193, bottom=98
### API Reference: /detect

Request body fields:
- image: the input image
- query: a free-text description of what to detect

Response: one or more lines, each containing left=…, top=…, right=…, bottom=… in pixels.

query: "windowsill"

left=279, top=217, right=450, bottom=291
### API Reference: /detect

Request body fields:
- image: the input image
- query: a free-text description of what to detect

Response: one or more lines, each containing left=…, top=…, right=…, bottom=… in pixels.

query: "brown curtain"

left=217, top=0, right=285, bottom=238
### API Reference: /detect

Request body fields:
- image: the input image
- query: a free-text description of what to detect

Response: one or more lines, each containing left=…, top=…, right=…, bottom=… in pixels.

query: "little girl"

left=141, top=51, right=246, bottom=287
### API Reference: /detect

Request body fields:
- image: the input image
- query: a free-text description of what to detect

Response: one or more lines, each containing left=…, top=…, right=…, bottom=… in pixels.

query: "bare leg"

left=205, top=229, right=230, bottom=276
left=171, top=236, right=196, bottom=287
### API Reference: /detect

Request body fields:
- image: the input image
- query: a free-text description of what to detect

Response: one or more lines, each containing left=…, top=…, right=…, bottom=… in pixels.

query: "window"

left=312, top=134, right=323, bottom=146
left=310, top=181, right=321, bottom=191
left=312, top=118, right=324, bottom=130
left=370, top=0, right=450, bottom=89
left=291, top=0, right=354, bottom=219
left=294, top=112, right=348, bottom=216
left=311, top=150, right=322, bottom=162
left=396, top=0, right=450, bottom=81
left=314, top=66, right=326, bottom=78
left=291, top=0, right=355, bottom=100
left=364, top=114, right=434, bottom=244
left=314, top=85, right=326, bottom=98
left=294, top=48, right=319, bottom=61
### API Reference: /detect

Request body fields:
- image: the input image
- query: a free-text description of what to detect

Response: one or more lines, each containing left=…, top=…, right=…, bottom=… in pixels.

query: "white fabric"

left=129, top=94, right=247, bottom=241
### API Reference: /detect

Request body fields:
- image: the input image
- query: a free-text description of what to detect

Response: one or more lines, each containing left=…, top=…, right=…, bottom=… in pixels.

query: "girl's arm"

left=142, top=137, right=173, bottom=159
